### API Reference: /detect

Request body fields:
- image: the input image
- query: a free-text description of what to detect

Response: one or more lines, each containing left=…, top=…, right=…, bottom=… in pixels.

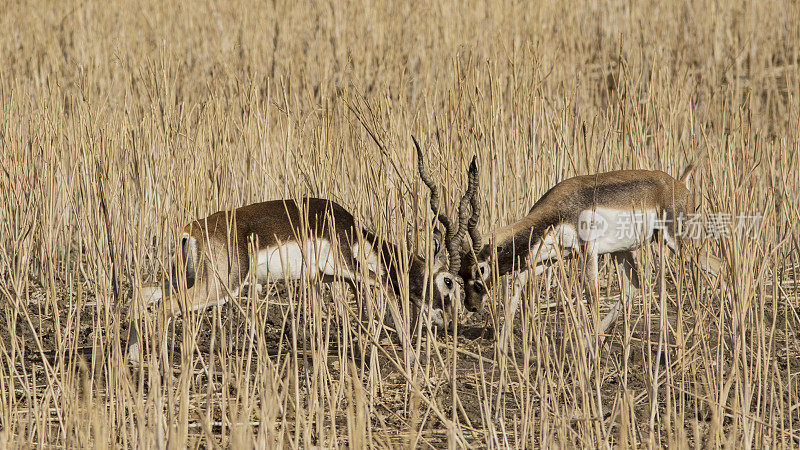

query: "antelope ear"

left=679, top=164, right=695, bottom=190
left=432, top=226, right=444, bottom=257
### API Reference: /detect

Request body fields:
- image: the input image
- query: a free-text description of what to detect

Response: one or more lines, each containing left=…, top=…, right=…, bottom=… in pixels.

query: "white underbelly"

left=256, top=239, right=336, bottom=282
left=578, top=207, right=659, bottom=254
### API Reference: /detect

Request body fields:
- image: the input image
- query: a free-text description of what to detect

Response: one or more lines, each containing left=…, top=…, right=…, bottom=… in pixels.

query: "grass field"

left=1, top=0, right=799, bottom=447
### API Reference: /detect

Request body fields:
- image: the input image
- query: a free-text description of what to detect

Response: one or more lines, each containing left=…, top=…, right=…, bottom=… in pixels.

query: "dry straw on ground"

left=1, top=0, right=799, bottom=447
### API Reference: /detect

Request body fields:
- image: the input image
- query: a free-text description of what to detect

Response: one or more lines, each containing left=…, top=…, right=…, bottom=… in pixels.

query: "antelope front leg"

left=127, top=323, right=143, bottom=365
left=127, top=284, right=167, bottom=364
left=576, top=245, right=601, bottom=360
left=127, top=306, right=178, bottom=366
left=129, top=281, right=234, bottom=366
left=497, top=264, right=550, bottom=355
left=582, top=244, right=600, bottom=304
left=497, top=269, right=531, bottom=357
left=599, top=251, right=641, bottom=343
left=493, top=268, right=530, bottom=424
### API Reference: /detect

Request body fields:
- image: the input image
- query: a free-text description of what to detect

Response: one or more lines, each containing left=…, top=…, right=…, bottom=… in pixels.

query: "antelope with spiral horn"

left=128, top=191, right=469, bottom=363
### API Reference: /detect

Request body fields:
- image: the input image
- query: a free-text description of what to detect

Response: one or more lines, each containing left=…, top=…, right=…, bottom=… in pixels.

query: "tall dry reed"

left=1, top=0, right=798, bottom=447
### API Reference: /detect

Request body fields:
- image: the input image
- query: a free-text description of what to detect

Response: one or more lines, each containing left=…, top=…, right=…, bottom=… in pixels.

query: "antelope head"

left=458, top=156, right=487, bottom=313
left=413, top=137, right=484, bottom=320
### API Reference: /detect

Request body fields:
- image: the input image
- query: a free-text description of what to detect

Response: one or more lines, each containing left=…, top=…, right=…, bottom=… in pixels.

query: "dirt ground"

left=6, top=255, right=795, bottom=447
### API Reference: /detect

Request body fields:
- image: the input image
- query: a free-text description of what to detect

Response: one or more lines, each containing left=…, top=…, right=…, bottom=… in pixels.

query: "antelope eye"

left=444, top=277, right=453, bottom=289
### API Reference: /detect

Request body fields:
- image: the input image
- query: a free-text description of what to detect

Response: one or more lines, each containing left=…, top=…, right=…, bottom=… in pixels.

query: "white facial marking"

left=477, top=261, right=490, bottom=281
left=435, top=272, right=456, bottom=295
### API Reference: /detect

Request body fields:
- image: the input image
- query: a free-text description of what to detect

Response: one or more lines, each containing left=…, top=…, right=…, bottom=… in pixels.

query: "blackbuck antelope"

left=454, top=165, right=725, bottom=354
left=127, top=196, right=468, bottom=363
left=414, top=137, right=482, bottom=313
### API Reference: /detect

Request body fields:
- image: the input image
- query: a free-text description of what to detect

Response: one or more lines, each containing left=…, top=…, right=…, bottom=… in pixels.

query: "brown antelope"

left=452, top=165, right=726, bottom=354
left=127, top=189, right=475, bottom=363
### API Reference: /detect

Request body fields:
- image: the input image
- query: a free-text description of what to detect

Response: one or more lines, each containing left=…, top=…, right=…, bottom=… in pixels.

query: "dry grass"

left=1, top=0, right=799, bottom=447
